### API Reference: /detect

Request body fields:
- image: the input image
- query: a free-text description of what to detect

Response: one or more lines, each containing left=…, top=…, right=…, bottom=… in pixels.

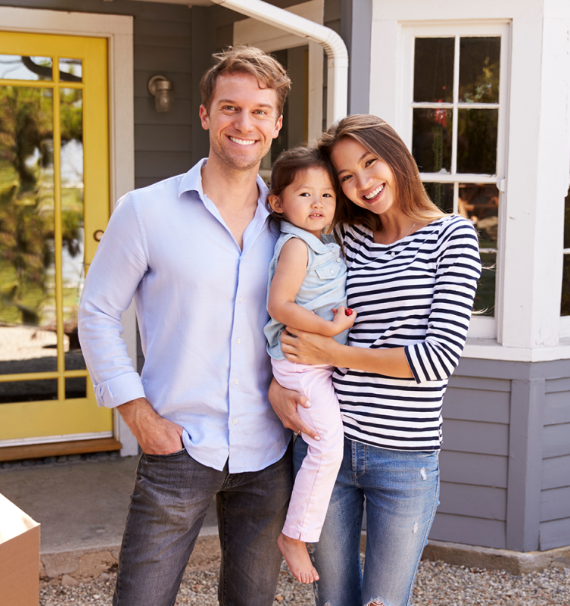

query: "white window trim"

left=399, top=21, right=511, bottom=342
left=0, top=6, right=138, bottom=455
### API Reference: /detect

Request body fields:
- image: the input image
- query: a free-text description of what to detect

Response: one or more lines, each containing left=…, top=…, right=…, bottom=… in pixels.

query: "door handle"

left=93, top=229, right=104, bottom=242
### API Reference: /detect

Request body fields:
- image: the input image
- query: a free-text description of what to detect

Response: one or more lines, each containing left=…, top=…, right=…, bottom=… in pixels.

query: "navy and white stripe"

left=333, top=215, right=481, bottom=451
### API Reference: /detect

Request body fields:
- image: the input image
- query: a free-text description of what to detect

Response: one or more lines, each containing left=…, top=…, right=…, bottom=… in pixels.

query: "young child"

left=264, top=146, right=356, bottom=584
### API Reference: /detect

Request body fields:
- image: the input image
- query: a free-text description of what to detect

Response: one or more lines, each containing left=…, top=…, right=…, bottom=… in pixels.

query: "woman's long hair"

left=317, top=114, right=445, bottom=231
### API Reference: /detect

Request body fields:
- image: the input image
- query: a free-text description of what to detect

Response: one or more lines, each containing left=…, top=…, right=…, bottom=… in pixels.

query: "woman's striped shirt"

left=333, top=215, right=481, bottom=451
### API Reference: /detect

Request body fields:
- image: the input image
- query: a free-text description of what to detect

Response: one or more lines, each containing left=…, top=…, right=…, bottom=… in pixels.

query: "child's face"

left=269, top=167, right=336, bottom=238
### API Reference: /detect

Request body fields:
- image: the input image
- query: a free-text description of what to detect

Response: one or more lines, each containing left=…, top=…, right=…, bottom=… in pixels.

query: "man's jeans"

left=113, top=444, right=293, bottom=606
left=294, top=437, right=440, bottom=606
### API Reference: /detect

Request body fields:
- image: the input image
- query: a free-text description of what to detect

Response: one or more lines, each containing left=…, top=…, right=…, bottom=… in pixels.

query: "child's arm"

left=268, top=238, right=356, bottom=337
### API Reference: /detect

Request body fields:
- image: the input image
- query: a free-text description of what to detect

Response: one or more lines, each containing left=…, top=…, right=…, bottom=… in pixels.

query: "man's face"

left=200, top=72, right=283, bottom=172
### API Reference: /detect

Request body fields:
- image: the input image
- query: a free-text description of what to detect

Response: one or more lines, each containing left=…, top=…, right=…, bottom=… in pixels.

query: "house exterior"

left=0, top=0, right=569, bottom=560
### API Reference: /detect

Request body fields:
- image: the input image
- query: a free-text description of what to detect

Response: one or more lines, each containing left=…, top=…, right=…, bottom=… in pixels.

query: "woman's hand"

left=280, top=327, right=338, bottom=366
left=268, top=378, right=320, bottom=440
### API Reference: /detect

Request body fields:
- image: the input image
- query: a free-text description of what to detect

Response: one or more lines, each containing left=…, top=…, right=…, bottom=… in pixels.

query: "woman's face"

left=331, top=137, right=398, bottom=217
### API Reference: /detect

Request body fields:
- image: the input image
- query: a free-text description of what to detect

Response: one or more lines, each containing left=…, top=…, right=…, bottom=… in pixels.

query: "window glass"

left=562, top=190, right=570, bottom=316
left=457, top=108, right=498, bottom=174
left=58, top=59, right=82, bottom=83
left=0, top=55, right=52, bottom=81
left=459, top=37, right=500, bottom=103
left=414, top=38, right=454, bottom=103
left=412, top=108, right=452, bottom=173
left=412, top=35, right=501, bottom=317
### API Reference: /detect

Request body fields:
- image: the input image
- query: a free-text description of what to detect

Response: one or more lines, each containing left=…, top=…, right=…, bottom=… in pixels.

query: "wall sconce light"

left=148, top=75, right=174, bottom=113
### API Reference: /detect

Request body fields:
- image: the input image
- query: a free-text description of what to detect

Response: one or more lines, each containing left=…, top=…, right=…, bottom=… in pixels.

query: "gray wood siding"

left=539, top=377, right=570, bottom=549
left=429, top=374, right=510, bottom=549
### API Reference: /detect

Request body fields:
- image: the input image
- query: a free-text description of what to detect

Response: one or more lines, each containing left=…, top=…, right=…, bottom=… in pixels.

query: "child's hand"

left=330, top=306, right=356, bottom=335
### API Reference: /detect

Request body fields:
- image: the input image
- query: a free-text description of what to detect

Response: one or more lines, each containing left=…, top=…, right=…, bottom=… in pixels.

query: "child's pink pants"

left=271, top=358, right=344, bottom=543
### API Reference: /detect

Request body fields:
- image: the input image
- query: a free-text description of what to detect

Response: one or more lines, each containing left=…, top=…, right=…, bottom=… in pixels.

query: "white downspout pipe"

left=210, top=0, right=348, bottom=127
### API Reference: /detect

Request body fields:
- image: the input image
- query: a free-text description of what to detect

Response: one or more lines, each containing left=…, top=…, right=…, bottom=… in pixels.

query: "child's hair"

left=267, top=146, right=342, bottom=233
left=200, top=45, right=291, bottom=117
left=317, top=114, right=446, bottom=231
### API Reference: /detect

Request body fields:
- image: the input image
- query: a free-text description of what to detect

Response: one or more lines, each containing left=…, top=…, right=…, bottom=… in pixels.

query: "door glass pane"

left=475, top=252, right=496, bottom=317
left=459, top=37, right=500, bottom=103
left=424, top=182, right=454, bottom=214
left=457, top=108, right=498, bottom=174
left=0, top=55, right=53, bottom=81
left=458, top=183, right=499, bottom=248
left=412, top=108, right=453, bottom=173
left=65, top=376, right=86, bottom=399
left=60, top=89, right=86, bottom=371
left=413, top=38, right=454, bottom=103
left=0, top=378, right=58, bottom=404
left=0, top=86, right=58, bottom=376
left=59, top=59, right=83, bottom=83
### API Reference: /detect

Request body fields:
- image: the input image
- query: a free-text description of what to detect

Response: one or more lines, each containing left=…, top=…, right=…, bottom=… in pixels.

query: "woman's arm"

left=269, top=238, right=354, bottom=337
left=280, top=329, right=413, bottom=378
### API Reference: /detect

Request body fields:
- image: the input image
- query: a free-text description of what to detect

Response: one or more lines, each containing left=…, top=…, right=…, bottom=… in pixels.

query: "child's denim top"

left=264, top=221, right=349, bottom=361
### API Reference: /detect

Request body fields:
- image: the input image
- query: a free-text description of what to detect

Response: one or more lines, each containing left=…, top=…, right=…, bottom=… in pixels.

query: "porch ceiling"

left=128, top=0, right=214, bottom=6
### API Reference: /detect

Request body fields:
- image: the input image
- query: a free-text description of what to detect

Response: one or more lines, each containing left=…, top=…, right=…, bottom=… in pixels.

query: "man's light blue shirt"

left=78, top=159, right=291, bottom=473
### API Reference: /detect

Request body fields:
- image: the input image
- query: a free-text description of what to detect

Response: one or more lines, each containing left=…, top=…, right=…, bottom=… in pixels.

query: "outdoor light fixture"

left=148, top=75, right=174, bottom=113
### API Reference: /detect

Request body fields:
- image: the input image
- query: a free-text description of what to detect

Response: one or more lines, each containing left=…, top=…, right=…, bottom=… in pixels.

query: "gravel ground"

left=39, top=560, right=570, bottom=605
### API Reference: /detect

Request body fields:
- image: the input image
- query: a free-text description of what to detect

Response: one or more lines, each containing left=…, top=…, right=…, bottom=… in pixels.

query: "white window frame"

left=400, top=22, right=511, bottom=340
left=0, top=6, right=138, bottom=455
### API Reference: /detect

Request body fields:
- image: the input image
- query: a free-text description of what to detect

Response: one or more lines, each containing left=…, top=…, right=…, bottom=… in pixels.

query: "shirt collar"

left=280, top=221, right=330, bottom=254
left=178, top=158, right=270, bottom=220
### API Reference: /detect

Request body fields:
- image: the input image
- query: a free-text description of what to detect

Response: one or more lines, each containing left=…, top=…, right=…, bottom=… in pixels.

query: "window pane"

left=412, top=108, right=453, bottom=173
left=564, top=191, right=570, bottom=248
left=424, top=183, right=454, bottom=214
left=457, top=108, right=498, bottom=174
left=0, top=379, right=58, bottom=404
left=474, top=252, right=496, bottom=317
left=458, top=184, right=499, bottom=248
left=58, top=59, right=82, bottom=83
left=0, top=86, right=59, bottom=375
left=413, top=38, right=454, bottom=103
left=65, top=376, right=86, bottom=399
left=0, top=55, right=52, bottom=81
left=60, top=89, right=86, bottom=371
left=459, top=37, right=500, bottom=103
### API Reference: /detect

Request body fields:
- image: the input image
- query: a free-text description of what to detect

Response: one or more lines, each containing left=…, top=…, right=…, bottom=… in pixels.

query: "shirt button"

left=336, top=258, right=340, bottom=262
left=391, top=252, right=395, bottom=257
left=236, top=339, right=241, bottom=344
left=330, top=269, right=334, bottom=274
left=232, top=419, right=238, bottom=425
left=234, top=379, right=239, bottom=385
left=238, top=297, right=242, bottom=303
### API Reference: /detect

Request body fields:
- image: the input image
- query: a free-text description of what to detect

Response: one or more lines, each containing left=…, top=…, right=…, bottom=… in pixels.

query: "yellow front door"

left=0, top=32, right=112, bottom=447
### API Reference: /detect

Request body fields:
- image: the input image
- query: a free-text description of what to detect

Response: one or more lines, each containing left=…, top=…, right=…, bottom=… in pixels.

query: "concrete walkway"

left=0, top=456, right=219, bottom=580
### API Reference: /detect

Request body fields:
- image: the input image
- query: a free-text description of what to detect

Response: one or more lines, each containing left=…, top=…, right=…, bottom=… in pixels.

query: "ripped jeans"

left=293, top=437, right=440, bottom=606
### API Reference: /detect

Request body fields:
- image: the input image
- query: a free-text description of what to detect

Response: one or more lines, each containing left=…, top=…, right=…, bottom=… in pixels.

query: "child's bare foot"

left=278, top=533, right=319, bottom=584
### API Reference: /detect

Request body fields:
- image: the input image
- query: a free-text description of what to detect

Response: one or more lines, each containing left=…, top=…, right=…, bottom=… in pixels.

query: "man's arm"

left=79, top=194, right=183, bottom=454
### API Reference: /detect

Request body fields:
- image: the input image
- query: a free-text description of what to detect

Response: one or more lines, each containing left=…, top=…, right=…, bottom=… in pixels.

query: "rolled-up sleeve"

left=405, top=220, right=482, bottom=384
left=78, top=193, right=148, bottom=408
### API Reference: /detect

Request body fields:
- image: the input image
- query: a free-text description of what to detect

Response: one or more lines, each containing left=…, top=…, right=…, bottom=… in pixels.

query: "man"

left=79, top=46, right=313, bottom=606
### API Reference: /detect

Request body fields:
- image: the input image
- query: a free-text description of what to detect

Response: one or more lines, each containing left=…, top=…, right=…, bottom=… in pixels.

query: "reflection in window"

left=59, top=59, right=82, bottom=82
left=0, top=86, right=58, bottom=373
left=0, top=55, right=52, bottom=81
left=562, top=190, right=570, bottom=316
left=411, top=35, right=501, bottom=317
left=412, top=108, right=452, bottom=173
left=0, top=379, right=58, bottom=404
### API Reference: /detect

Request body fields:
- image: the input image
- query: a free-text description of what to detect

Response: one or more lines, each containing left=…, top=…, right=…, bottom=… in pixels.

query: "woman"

left=269, top=115, right=481, bottom=606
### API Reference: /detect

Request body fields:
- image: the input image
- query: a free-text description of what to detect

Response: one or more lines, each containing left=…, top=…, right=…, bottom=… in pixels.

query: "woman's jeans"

left=294, top=436, right=440, bottom=606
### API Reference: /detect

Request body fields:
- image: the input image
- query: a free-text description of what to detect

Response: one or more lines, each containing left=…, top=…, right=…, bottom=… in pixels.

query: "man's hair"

left=200, top=45, right=291, bottom=117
